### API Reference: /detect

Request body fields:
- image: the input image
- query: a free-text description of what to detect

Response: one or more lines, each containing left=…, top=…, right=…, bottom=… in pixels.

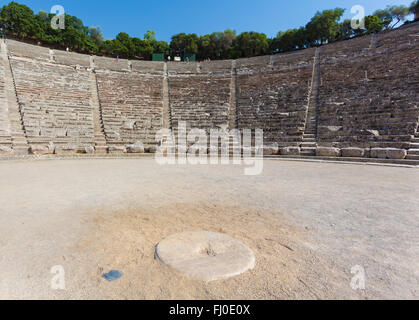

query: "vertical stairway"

left=162, top=62, right=171, bottom=129
left=229, top=60, right=238, bottom=130
left=89, top=61, right=108, bottom=153
left=1, top=40, right=29, bottom=155
left=228, top=60, right=241, bottom=156
left=370, top=34, right=379, bottom=49
left=301, top=47, right=321, bottom=156
left=407, top=130, right=419, bottom=160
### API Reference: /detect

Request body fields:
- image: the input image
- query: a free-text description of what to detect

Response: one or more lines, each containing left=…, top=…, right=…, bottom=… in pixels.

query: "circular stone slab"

left=155, top=231, right=255, bottom=281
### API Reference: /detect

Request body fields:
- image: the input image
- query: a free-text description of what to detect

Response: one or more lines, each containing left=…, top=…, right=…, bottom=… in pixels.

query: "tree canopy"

left=305, top=8, right=346, bottom=45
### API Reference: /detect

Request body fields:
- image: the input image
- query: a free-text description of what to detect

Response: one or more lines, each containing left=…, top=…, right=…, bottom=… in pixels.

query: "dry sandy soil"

left=0, top=158, right=418, bottom=299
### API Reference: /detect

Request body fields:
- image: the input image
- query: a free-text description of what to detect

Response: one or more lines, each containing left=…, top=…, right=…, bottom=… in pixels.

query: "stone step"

left=301, top=147, right=316, bottom=156
left=301, top=142, right=317, bottom=147
left=406, top=154, right=419, bottom=160
left=12, top=146, right=29, bottom=155
left=410, top=143, right=419, bottom=148
left=94, top=146, right=109, bottom=153
left=95, top=143, right=107, bottom=147
left=407, top=149, right=419, bottom=155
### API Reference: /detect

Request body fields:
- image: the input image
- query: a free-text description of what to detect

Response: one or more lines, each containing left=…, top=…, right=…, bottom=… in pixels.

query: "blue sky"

left=1, top=0, right=415, bottom=41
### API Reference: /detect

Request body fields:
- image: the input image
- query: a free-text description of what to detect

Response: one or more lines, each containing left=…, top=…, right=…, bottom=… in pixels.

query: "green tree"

left=336, top=19, right=355, bottom=40
left=373, top=8, right=392, bottom=29
left=37, top=10, right=48, bottom=22
left=388, top=5, right=410, bottom=28
left=0, top=1, right=39, bottom=39
left=374, top=5, right=409, bottom=29
left=305, top=8, right=345, bottom=45
left=144, top=30, right=156, bottom=41
left=233, top=32, right=269, bottom=58
left=197, top=29, right=236, bottom=60
left=115, top=32, right=134, bottom=57
left=89, top=26, right=103, bottom=46
left=170, top=33, right=198, bottom=58
left=61, top=15, right=97, bottom=52
left=270, top=27, right=306, bottom=53
left=365, top=15, right=384, bottom=34
left=153, top=40, right=170, bottom=56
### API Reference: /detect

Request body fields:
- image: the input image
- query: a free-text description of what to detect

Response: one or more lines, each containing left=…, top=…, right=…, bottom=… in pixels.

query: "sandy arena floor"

left=0, top=158, right=418, bottom=299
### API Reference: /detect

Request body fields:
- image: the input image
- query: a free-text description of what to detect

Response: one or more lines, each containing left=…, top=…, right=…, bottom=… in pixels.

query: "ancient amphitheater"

left=0, top=22, right=418, bottom=161
left=0, top=23, right=418, bottom=300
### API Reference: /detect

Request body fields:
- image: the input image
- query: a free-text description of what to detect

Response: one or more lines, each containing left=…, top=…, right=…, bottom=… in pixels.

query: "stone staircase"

left=229, top=60, right=238, bottom=131
left=1, top=40, right=28, bottom=155
left=162, top=62, right=171, bottom=129
left=301, top=47, right=321, bottom=156
left=407, top=131, right=419, bottom=160
left=300, top=134, right=317, bottom=156
left=90, top=71, right=108, bottom=153
left=369, top=34, right=379, bottom=49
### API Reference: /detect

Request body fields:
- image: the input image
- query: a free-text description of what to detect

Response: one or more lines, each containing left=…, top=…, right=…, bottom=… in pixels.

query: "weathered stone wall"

left=131, top=60, right=165, bottom=75
left=6, top=39, right=51, bottom=62
left=54, top=50, right=91, bottom=67
left=167, top=61, right=199, bottom=74
left=96, top=70, right=163, bottom=148
left=10, top=57, right=94, bottom=152
left=95, top=56, right=130, bottom=72
left=200, top=60, right=233, bottom=74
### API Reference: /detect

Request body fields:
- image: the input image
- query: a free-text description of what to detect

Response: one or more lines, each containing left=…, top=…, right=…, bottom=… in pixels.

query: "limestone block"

left=386, top=148, right=407, bottom=160
left=260, top=145, right=279, bottom=156
left=325, top=126, right=343, bottom=132
left=55, top=146, right=77, bottom=155
left=361, top=129, right=380, bottom=137
left=316, top=147, right=341, bottom=157
left=85, top=146, right=95, bottom=154
left=75, top=147, right=87, bottom=154
left=126, top=141, right=145, bottom=154
left=94, top=146, right=109, bottom=154
left=146, top=146, right=158, bottom=154
left=370, top=148, right=387, bottom=159
left=280, top=147, right=300, bottom=156
left=0, top=146, right=13, bottom=154
left=30, top=145, right=53, bottom=155
left=108, top=146, right=126, bottom=154
left=341, top=148, right=365, bottom=158
left=123, top=121, right=136, bottom=130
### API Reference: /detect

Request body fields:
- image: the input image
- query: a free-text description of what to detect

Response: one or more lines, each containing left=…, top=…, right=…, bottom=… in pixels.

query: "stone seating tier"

left=237, top=66, right=312, bottom=144
left=10, top=58, right=94, bottom=149
left=96, top=71, right=163, bottom=147
left=169, top=75, right=231, bottom=132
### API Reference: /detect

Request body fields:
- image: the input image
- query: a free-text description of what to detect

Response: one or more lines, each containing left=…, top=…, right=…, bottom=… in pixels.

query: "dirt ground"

left=0, top=158, right=418, bottom=299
